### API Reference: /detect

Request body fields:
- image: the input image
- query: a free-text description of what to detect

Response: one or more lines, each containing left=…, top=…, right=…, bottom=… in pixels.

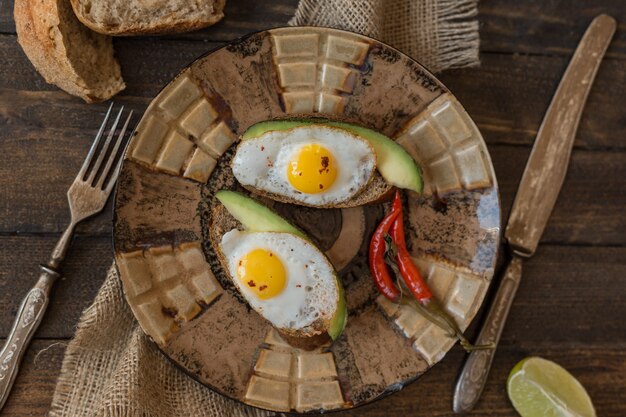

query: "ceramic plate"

left=113, top=27, right=500, bottom=413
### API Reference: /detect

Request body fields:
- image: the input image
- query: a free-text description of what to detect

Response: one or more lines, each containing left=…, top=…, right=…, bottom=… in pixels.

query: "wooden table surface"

left=1, top=0, right=625, bottom=415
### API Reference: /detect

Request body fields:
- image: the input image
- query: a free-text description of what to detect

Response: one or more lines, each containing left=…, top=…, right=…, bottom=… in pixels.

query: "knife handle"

left=452, top=255, right=523, bottom=413
left=0, top=266, right=59, bottom=411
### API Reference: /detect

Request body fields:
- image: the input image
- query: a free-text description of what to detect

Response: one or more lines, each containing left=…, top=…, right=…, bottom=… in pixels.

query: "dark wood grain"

left=439, top=53, right=626, bottom=150
left=0, top=0, right=625, bottom=415
left=3, top=36, right=626, bottom=151
left=479, top=0, right=626, bottom=59
left=0, top=236, right=110, bottom=338
left=493, top=147, right=626, bottom=246
left=2, top=339, right=624, bottom=417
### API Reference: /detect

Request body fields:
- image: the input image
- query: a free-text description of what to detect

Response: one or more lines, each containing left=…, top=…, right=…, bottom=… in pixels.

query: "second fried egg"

left=220, top=229, right=339, bottom=331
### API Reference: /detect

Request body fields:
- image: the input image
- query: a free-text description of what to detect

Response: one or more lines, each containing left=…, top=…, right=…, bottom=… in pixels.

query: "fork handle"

left=0, top=266, right=59, bottom=411
left=50, top=221, right=77, bottom=269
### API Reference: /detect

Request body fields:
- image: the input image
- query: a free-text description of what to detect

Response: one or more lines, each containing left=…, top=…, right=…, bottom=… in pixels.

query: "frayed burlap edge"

left=49, top=264, right=271, bottom=417
left=289, top=0, right=480, bottom=72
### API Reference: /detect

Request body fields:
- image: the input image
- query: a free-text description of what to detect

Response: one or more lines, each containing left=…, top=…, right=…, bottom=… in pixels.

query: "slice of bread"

left=14, top=0, right=125, bottom=103
left=70, top=0, right=225, bottom=35
left=209, top=199, right=341, bottom=350
left=239, top=171, right=394, bottom=209
left=234, top=125, right=395, bottom=209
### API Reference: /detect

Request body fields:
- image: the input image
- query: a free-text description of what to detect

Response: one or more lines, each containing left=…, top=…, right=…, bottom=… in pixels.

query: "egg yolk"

left=287, top=144, right=337, bottom=194
left=237, top=248, right=286, bottom=300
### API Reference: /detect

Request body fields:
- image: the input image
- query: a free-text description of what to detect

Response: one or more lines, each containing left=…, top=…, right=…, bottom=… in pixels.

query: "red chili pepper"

left=389, top=191, right=432, bottom=303
left=369, top=207, right=401, bottom=302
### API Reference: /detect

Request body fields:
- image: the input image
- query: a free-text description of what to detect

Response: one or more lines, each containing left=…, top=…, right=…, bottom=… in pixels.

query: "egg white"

left=220, top=229, right=338, bottom=330
left=232, top=126, right=376, bottom=206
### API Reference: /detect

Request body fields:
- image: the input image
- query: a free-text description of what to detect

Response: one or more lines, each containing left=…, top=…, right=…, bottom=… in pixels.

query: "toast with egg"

left=234, top=122, right=422, bottom=209
left=209, top=191, right=347, bottom=350
left=245, top=173, right=393, bottom=209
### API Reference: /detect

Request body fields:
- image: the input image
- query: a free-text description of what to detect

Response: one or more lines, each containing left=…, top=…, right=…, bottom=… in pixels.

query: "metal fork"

left=0, top=104, right=133, bottom=410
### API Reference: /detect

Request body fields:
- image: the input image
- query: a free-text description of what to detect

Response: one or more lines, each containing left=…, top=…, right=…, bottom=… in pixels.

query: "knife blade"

left=452, top=14, right=616, bottom=413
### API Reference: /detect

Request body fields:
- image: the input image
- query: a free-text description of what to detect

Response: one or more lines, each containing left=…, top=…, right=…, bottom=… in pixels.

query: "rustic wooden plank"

left=2, top=339, right=624, bottom=416
left=354, top=345, right=626, bottom=417
left=439, top=53, right=626, bottom=150
left=479, top=0, right=626, bottom=59
left=0, top=1, right=624, bottom=416
left=488, top=245, right=626, bottom=345
left=0, top=340, right=67, bottom=417
left=3, top=35, right=625, bottom=151
left=493, top=146, right=626, bottom=246
left=0, top=236, right=110, bottom=338
left=0, top=0, right=12, bottom=33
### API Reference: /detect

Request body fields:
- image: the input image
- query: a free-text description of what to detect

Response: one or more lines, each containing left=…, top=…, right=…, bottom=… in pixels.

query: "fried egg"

left=231, top=125, right=376, bottom=206
left=220, top=229, right=339, bottom=331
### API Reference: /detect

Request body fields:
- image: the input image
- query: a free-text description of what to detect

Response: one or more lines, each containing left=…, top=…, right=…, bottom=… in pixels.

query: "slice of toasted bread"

left=209, top=198, right=342, bottom=350
left=14, top=0, right=125, bottom=103
left=70, top=0, right=225, bottom=35
left=239, top=171, right=394, bottom=209
left=233, top=124, right=395, bottom=209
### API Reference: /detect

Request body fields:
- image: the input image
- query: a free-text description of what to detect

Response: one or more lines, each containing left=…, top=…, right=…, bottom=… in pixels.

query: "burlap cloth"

left=49, top=2, right=479, bottom=416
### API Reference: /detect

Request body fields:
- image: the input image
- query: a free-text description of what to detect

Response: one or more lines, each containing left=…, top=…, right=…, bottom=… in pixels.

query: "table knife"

left=452, top=14, right=616, bottom=413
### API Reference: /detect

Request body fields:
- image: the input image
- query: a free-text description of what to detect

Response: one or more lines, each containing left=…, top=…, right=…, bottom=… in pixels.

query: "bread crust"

left=239, top=173, right=394, bottom=209
left=14, top=0, right=125, bottom=103
left=70, top=0, right=225, bottom=36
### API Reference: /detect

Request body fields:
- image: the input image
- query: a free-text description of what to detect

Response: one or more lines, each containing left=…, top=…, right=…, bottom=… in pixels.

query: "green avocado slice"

left=241, top=119, right=423, bottom=193
left=216, top=190, right=305, bottom=238
left=328, top=280, right=347, bottom=340
left=215, top=190, right=347, bottom=340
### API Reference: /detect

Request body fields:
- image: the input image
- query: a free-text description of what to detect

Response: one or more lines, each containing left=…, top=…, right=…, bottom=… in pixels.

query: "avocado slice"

left=216, top=190, right=306, bottom=238
left=215, top=190, right=347, bottom=340
left=241, top=119, right=423, bottom=193
left=328, top=281, right=347, bottom=340
left=241, top=119, right=318, bottom=139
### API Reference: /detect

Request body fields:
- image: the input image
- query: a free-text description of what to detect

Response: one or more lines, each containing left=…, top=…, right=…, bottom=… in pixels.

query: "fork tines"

left=79, top=103, right=134, bottom=192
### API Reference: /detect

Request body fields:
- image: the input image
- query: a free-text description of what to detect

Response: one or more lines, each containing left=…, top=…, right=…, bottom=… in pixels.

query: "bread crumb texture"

left=71, top=0, right=226, bottom=35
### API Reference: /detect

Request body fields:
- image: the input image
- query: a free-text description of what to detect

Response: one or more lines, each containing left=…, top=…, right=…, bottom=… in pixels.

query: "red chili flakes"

left=247, top=280, right=256, bottom=287
left=269, top=252, right=273, bottom=257
left=259, top=285, right=268, bottom=291
left=260, top=145, right=265, bottom=151
left=319, top=184, right=324, bottom=189
left=318, top=156, right=331, bottom=174
left=305, top=264, right=308, bottom=269
left=296, top=284, right=302, bottom=288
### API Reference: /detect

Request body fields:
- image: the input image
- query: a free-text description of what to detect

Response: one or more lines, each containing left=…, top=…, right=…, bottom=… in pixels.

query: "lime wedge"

left=507, top=357, right=596, bottom=417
